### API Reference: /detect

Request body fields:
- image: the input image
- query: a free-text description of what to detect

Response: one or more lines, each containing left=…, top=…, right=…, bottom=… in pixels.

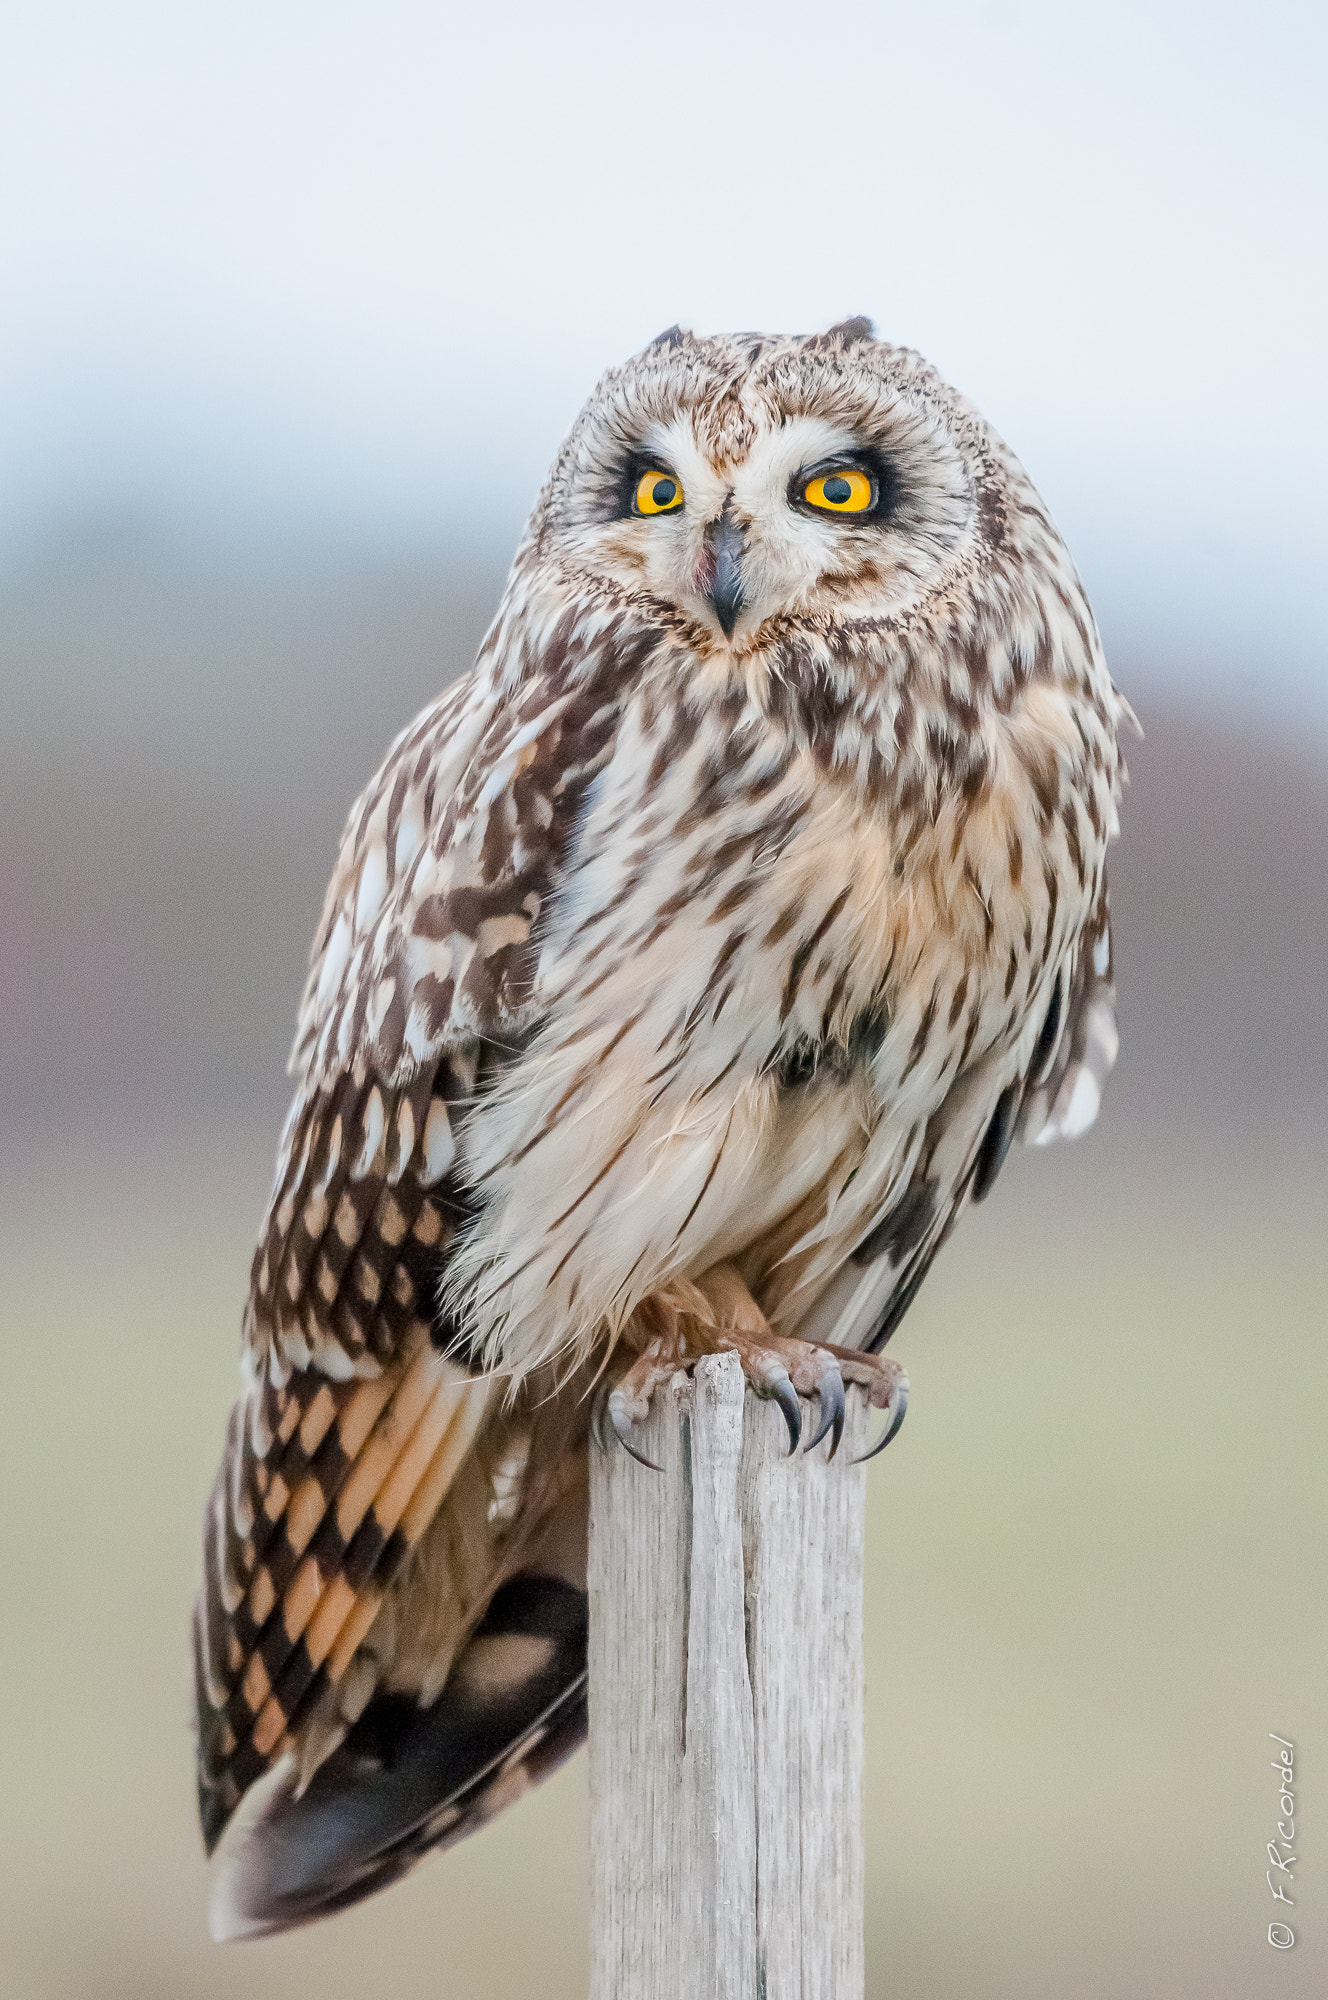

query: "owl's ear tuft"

left=808, top=315, right=876, bottom=350
left=646, top=324, right=688, bottom=352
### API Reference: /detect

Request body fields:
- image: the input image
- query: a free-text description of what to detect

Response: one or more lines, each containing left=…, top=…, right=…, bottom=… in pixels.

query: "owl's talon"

left=599, top=1272, right=908, bottom=1475
left=767, top=1367, right=802, bottom=1455
left=590, top=1382, right=611, bottom=1454
left=852, top=1378, right=908, bottom=1463
left=804, top=1363, right=846, bottom=1458
left=606, top=1385, right=663, bottom=1470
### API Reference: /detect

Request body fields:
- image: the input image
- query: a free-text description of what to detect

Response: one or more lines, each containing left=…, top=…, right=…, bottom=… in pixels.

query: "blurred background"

left=1, top=3, right=1324, bottom=1995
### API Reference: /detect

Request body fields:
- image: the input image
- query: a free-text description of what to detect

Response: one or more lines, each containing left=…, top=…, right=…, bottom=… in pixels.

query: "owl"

left=196, top=319, right=1129, bottom=1937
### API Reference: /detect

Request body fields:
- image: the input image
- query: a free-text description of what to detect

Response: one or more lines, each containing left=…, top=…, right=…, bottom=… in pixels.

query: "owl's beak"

left=704, top=511, right=746, bottom=637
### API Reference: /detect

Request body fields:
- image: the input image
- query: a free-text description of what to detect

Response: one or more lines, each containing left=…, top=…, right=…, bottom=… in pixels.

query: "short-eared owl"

left=196, top=319, right=1128, bottom=1935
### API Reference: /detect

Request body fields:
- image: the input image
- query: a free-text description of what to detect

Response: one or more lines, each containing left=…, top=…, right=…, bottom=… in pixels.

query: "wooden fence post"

left=588, top=1350, right=867, bottom=2000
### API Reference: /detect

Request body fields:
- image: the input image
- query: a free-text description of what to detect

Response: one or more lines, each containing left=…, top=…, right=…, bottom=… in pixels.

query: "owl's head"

left=521, top=319, right=1044, bottom=662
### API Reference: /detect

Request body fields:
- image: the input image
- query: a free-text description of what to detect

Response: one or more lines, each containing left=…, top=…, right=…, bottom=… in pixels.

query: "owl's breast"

left=451, top=675, right=1111, bottom=1377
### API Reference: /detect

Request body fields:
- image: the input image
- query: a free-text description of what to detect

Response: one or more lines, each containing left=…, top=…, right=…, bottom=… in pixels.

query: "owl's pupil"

left=823, top=475, right=852, bottom=504
left=651, top=478, right=676, bottom=508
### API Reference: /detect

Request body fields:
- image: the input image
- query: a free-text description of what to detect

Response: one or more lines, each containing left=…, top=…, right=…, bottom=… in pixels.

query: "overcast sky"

left=1, top=0, right=1324, bottom=722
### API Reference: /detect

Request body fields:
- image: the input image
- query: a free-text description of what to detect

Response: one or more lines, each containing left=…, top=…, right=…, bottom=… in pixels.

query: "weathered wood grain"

left=588, top=1352, right=867, bottom=2000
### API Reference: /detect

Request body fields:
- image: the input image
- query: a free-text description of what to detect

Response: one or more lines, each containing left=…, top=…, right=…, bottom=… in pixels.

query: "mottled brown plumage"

left=195, top=320, right=1130, bottom=1935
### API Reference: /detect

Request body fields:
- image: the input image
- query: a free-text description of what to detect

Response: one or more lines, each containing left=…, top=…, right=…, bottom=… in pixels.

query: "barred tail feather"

left=208, top=1573, right=588, bottom=1938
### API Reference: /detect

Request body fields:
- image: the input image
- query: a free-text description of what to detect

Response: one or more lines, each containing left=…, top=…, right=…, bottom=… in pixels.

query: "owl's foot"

left=827, top=1341, right=910, bottom=1462
left=594, top=1263, right=907, bottom=1470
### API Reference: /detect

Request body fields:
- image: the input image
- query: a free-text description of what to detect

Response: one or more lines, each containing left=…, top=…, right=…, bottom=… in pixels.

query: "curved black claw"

left=590, top=1382, right=611, bottom=1454
left=769, top=1369, right=802, bottom=1455
left=852, top=1380, right=908, bottom=1464
left=607, top=1387, right=663, bottom=1471
left=803, top=1363, right=846, bottom=1459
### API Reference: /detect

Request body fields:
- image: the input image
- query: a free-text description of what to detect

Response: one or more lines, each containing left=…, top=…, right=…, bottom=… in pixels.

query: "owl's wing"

left=196, top=661, right=621, bottom=1931
left=800, top=879, right=1119, bottom=1357
left=1015, top=877, right=1119, bottom=1149
left=893, top=878, right=1117, bottom=1339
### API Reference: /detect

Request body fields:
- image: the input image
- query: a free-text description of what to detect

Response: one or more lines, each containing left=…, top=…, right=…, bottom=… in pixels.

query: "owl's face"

left=533, top=323, right=1003, bottom=653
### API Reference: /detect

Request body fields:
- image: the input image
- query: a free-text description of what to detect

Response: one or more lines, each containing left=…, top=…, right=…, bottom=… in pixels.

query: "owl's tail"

left=207, top=1568, right=588, bottom=1938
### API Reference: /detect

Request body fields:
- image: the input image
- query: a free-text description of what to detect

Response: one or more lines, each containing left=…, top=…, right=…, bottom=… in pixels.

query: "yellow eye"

left=803, top=467, right=875, bottom=513
left=633, top=469, right=684, bottom=515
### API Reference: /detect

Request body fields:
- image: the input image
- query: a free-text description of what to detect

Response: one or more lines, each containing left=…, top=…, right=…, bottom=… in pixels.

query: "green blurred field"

left=1, top=1117, right=1321, bottom=1999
